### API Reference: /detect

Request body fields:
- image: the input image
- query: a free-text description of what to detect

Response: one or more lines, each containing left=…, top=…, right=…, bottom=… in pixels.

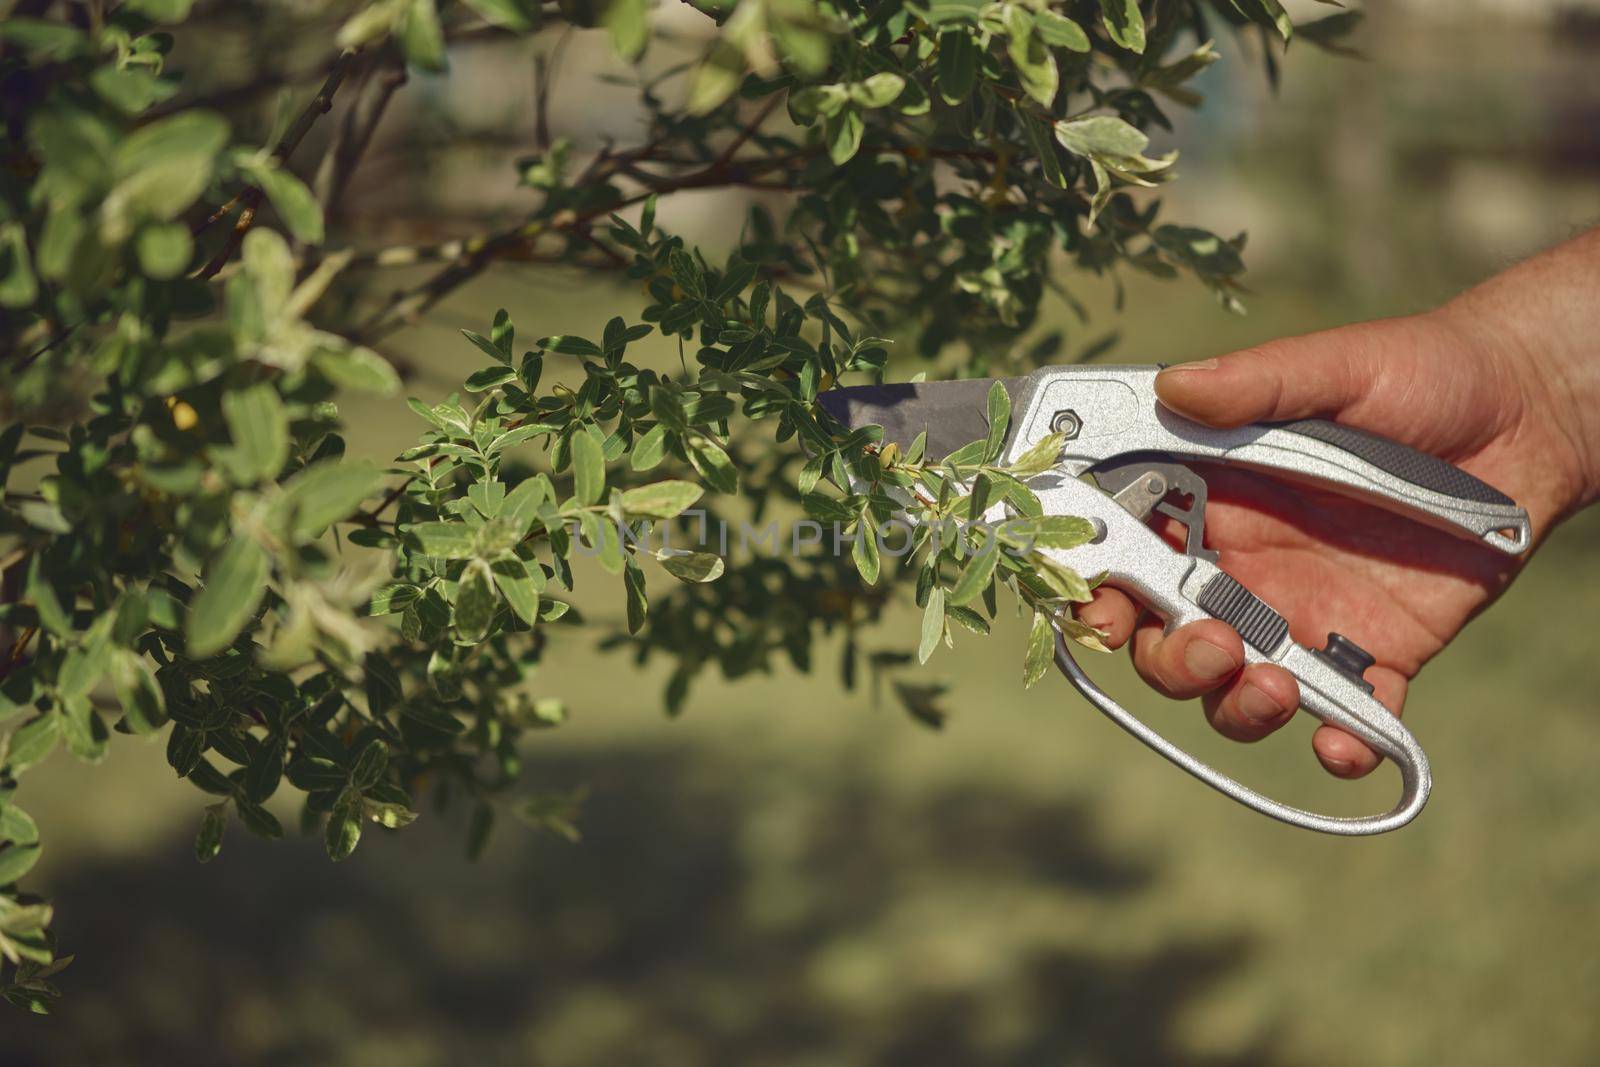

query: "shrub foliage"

left=0, top=0, right=1355, bottom=1010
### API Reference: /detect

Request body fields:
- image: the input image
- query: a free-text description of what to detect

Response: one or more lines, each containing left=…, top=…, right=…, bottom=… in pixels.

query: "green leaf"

left=461, top=327, right=510, bottom=364
left=667, top=250, right=704, bottom=299
left=1006, top=431, right=1066, bottom=477
left=314, top=347, right=401, bottom=395
left=538, top=334, right=603, bottom=357
left=571, top=429, right=605, bottom=505
left=463, top=0, right=537, bottom=30
left=502, top=477, right=548, bottom=521
left=95, top=69, right=176, bottom=120
left=325, top=789, right=362, bottom=861
left=4, top=716, right=59, bottom=776
left=984, top=380, right=1011, bottom=463
left=339, top=0, right=402, bottom=48
left=464, top=365, right=516, bottom=392
left=1003, top=8, right=1058, bottom=107
left=0, top=222, right=37, bottom=309
left=603, top=0, right=649, bottom=58
left=848, top=73, right=904, bottom=109
left=918, top=586, right=946, bottom=665
left=1235, top=0, right=1295, bottom=41
left=58, top=630, right=110, bottom=700
left=222, top=384, right=289, bottom=483
left=370, top=583, right=421, bottom=616
left=237, top=800, right=284, bottom=839
left=823, top=108, right=864, bottom=165
left=623, top=560, right=647, bottom=634
left=686, top=436, right=738, bottom=494
left=1035, top=10, right=1090, bottom=51
left=1024, top=611, right=1054, bottom=688
left=1060, top=615, right=1112, bottom=653
left=629, top=424, right=670, bottom=471
left=1005, top=515, right=1097, bottom=550
left=110, top=650, right=166, bottom=734
left=1099, top=0, right=1146, bottom=53
left=948, top=530, right=999, bottom=606
left=1054, top=115, right=1149, bottom=161
left=0, top=844, right=41, bottom=885
left=620, top=480, right=702, bottom=520
left=797, top=453, right=825, bottom=495
left=490, top=558, right=541, bottom=625
left=687, top=39, right=744, bottom=115
left=1035, top=555, right=1093, bottom=603
left=801, top=492, right=856, bottom=524
left=351, top=740, right=388, bottom=791
left=409, top=522, right=477, bottom=559
left=398, top=0, right=448, bottom=71
left=255, top=163, right=324, bottom=245
left=25, top=558, right=68, bottom=638
left=106, top=110, right=229, bottom=237
left=937, top=30, right=979, bottom=104
left=853, top=523, right=880, bottom=584
left=489, top=423, right=558, bottom=454
left=277, top=460, right=381, bottom=539
left=187, top=537, right=269, bottom=658
left=468, top=480, right=505, bottom=518
left=135, top=222, right=193, bottom=280
left=365, top=800, right=419, bottom=830
left=0, top=805, right=38, bottom=847
left=655, top=551, right=724, bottom=583
left=581, top=512, right=624, bottom=575
left=243, top=740, right=284, bottom=805
left=126, top=0, right=196, bottom=21
left=946, top=605, right=990, bottom=635
left=454, top=559, right=499, bottom=640
left=59, top=695, right=106, bottom=762
left=925, top=0, right=983, bottom=23
left=195, top=802, right=227, bottom=863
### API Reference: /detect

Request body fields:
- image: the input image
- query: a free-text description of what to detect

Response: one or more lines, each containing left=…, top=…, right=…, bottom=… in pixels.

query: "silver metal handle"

left=1008, top=366, right=1532, bottom=555
left=1031, top=475, right=1433, bottom=835
left=1054, top=634, right=1430, bottom=836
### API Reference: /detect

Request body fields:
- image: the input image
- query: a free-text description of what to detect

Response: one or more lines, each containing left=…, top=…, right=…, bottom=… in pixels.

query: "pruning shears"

left=819, top=365, right=1532, bottom=835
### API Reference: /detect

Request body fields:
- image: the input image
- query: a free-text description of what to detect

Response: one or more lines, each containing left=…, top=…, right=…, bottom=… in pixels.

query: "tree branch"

left=313, top=53, right=408, bottom=235
left=195, top=50, right=361, bottom=280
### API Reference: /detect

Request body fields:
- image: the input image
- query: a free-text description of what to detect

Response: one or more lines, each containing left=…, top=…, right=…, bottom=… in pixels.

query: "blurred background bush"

left=11, top=1, right=1600, bottom=1063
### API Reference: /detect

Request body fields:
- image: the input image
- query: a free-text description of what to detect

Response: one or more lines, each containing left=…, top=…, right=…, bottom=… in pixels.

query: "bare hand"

left=1077, top=237, right=1600, bottom=777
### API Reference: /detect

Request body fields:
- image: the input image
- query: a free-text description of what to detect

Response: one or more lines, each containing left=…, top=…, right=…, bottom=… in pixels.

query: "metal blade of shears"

left=817, top=377, right=1028, bottom=460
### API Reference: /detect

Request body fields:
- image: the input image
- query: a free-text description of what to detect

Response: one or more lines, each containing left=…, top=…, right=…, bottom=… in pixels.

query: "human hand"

left=1077, top=234, right=1600, bottom=778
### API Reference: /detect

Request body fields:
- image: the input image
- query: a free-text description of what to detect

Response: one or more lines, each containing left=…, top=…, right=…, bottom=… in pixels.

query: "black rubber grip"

left=1196, top=573, right=1289, bottom=656
left=1275, top=419, right=1514, bottom=507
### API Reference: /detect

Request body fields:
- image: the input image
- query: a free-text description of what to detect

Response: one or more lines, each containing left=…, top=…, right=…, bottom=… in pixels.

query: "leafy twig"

left=195, top=50, right=361, bottom=280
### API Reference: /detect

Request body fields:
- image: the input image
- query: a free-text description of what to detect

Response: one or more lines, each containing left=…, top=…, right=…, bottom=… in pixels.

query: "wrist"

left=1435, top=232, right=1600, bottom=519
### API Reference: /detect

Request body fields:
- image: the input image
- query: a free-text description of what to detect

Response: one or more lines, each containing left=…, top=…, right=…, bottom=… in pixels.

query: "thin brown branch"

left=313, top=53, right=408, bottom=233
left=713, top=94, right=782, bottom=168
left=353, top=150, right=810, bottom=341
left=195, top=50, right=361, bottom=280
left=0, top=546, right=29, bottom=577
left=192, top=190, right=245, bottom=236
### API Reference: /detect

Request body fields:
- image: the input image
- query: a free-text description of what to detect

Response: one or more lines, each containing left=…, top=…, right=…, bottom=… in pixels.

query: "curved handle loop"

left=1054, top=637, right=1431, bottom=836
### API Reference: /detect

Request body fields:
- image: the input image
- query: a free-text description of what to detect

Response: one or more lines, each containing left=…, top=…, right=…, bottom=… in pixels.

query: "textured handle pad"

left=1275, top=419, right=1514, bottom=506
left=1195, top=573, right=1289, bottom=656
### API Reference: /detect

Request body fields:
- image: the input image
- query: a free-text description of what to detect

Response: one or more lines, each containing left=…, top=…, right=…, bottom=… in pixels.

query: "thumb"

left=1153, top=320, right=1399, bottom=429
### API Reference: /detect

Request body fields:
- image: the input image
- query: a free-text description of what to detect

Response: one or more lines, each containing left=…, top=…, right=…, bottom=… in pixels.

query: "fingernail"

left=1183, top=639, right=1238, bottom=681
left=1323, top=757, right=1355, bottom=777
left=1237, top=683, right=1286, bottom=725
left=1158, top=358, right=1219, bottom=377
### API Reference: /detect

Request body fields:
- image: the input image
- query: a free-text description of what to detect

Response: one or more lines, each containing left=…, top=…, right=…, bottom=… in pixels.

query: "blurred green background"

left=11, top=2, right=1600, bottom=1064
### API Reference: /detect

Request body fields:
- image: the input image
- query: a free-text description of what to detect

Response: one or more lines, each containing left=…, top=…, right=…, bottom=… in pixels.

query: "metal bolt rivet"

left=1051, top=410, right=1082, bottom=440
